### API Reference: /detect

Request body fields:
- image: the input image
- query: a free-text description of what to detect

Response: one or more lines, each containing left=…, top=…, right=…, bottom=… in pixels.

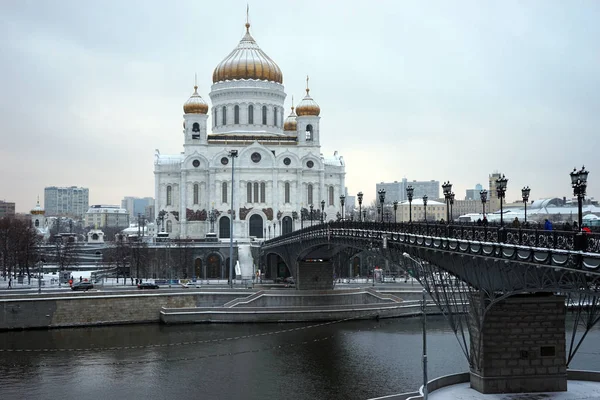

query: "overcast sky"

left=1, top=0, right=599, bottom=213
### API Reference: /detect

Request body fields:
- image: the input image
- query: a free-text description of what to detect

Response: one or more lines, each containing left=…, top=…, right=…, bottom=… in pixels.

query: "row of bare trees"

left=0, top=217, right=41, bottom=280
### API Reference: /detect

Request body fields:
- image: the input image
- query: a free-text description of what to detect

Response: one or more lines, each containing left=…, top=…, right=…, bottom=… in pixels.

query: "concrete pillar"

left=469, top=293, right=567, bottom=394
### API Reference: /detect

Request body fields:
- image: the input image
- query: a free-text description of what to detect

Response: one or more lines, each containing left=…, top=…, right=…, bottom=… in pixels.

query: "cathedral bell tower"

left=183, top=83, right=209, bottom=147
left=295, top=77, right=321, bottom=146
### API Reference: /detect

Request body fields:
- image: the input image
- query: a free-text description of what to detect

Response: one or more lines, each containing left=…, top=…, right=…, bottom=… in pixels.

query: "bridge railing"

left=266, top=220, right=600, bottom=253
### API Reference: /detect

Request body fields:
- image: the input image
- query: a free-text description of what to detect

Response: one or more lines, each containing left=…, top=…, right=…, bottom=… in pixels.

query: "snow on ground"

left=429, top=381, right=600, bottom=399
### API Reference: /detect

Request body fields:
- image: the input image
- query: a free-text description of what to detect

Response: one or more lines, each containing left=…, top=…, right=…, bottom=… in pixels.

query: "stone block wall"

left=296, top=261, right=334, bottom=290
left=469, top=293, right=567, bottom=393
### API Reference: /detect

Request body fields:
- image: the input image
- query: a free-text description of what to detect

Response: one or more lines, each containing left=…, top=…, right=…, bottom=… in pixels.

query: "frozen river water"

left=1, top=316, right=599, bottom=400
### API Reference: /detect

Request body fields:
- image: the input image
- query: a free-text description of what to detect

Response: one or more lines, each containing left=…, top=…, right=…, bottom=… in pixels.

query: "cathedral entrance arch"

left=249, top=214, right=263, bottom=238
left=194, top=258, right=202, bottom=279
left=206, top=254, right=221, bottom=278
left=219, top=217, right=230, bottom=238
left=282, top=216, right=292, bottom=234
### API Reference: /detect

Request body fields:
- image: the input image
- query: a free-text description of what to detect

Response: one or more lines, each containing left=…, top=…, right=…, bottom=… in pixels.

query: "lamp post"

left=442, top=181, right=453, bottom=223
left=521, top=186, right=530, bottom=224
left=310, top=204, right=314, bottom=227
left=570, top=166, right=589, bottom=232
left=449, top=192, right=455, bottom=223
left=407, top=185, right=414, bottom=223
left=158, top=210, right=166, bottom=232
left=320, top=200, right=325, bottom=224
left=423, top=195, right=428, bottom=222
left=228, top=149, right=238, bottom=288
left=340, top=194, right=346, bottom=220
left=362, top=210, right=366, bottom=222
left=480, top=190, right=487, bottom=218
left=357, top=192, right=363, bottom=222
left=495, top=174, right=508, bottom=227
left=209, top=209, right=216, bottom=233
left=378, top=189, right=386, bottom=223
left=393, top=201, right=398, bottom=223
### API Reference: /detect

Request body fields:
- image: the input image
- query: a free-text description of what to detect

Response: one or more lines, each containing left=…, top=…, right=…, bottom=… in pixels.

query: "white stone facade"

left=154, top=22, right=345, bottom=240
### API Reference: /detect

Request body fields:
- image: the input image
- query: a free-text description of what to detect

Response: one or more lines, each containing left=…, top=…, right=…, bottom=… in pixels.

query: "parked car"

left=71, top=282, right=94, bottom=291
left=137, top=283, right=159, bottom=289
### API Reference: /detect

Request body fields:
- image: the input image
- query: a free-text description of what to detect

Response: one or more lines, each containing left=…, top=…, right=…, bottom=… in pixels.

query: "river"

left=1, top=316, right=599, bottom=400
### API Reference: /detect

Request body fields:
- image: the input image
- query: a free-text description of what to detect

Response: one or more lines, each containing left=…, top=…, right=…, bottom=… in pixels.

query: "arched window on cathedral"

left=253, top=182, right=259, bottom=203
left=234, top=105, right=240, bottom=124
left=222, top=182, right=228, bottom=204
left=192, top=122, right=200, bottom=132
left=247, top=182, right=252, bottom=203
left=166, top=220, right=172, bottom=233
left=262, top=106, right=267, bottom=125
left=260, top=182, right=266, bottom=203
left=166, top=186, right=172, bottom=206
left=284, top=182, right=290, bottom=204
left=306, top=124, right=313, bottom=141
left=193, top=184, right=199, bottom=205
left=329, top=186, right=334, bottom=206
left=273, top=106, right=278, bottom=127
left=307, top=184, right=314, bottom=206
left=222, top=106, right=227, bottom=126
left=248, top=105, right=254, bottom=124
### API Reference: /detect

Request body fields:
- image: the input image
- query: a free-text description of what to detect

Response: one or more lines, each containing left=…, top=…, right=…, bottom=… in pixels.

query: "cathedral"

left=154, top=19, right=346, bottom=241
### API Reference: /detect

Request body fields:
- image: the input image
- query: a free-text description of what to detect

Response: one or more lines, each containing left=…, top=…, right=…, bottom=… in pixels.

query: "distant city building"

left=0, top=200, right=15, bottom=218
left=44, top=186, right=89, bottom=219
left=451, top=199, right=483, bottom=220
left=85, top=205, right=130, bottom=228
left=376, top=178, right=440, bottom=203
left=395, top=198, right=446, bottom=222
left=121, top=197, right=155, bottom=220
left=465, top=183, right=484, bottom=201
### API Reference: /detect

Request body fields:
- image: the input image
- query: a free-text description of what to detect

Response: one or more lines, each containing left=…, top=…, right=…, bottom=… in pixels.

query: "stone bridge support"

left=296, top=260, right=334, bottom=290
left=470, top=293, right=567, bottom=394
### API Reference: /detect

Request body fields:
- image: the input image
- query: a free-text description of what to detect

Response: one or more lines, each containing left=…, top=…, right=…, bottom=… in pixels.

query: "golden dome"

left=183, top=85, right=208, bottom=114
left=31, top=199, right=44, bottom=215
left=283, top=105, right=297, bottom=132
left=295, top=88, right=320, bottom=116
left=212, top=23, right=283, bottom=84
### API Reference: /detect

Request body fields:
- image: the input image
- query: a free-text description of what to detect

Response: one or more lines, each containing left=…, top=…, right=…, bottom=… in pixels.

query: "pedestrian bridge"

left=260, top=221, right=600, bottom=394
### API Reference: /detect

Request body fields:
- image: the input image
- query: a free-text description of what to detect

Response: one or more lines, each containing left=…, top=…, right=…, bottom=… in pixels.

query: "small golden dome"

left=212, top=22, right=283, bottom=84
left=283, top=106, right=297, bottom=131
left=295, top=88, right=320, bottom=116
left=183, top=85, right=208, bottom=114
left=31, top=199, right=44, bottom=215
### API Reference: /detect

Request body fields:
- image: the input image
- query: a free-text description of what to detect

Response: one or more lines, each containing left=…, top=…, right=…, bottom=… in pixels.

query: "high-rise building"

left=0, top=200, right=16, bottom=218
left=44, top=186, right=89, bottom=219
left=121, top=197, right=154, bottom=220
left=465, top=183, right=484, bottom=201
left=376, top=178, right=440, bottom=203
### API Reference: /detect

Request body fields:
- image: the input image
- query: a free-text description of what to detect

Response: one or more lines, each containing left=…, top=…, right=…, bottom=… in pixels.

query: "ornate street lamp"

left=340, top=194, right=346, bottom=220
left=209, top=209, right=217, bottom=232
left=393, top=200, right=398, bottom=223
left=158, top=210, right=167, bottom=232
left=449, top=192, right=455, bottom=223
left=320, top=200, right=325, bottom=224
left=228, top=149, right=238, bottom=288
left=480, top=190, right=487, bottom=218
left=423, top=195, right=428, bottom=222
left=571, top=166, right=589, bottom=232
left=521, top=186, right=530, bottom=224
left=406, top=185, right=414, bottom=223
left=310, top=204, right=314, bottom=227
left=442, top=181, right=453, bottom=223
left=378, top=188, right=386, bottom=223
left=362, top=210, right=366, bottom=222
left=357, top=192, right=364, bottom=222
left=495, top=174, right=508, bottom=227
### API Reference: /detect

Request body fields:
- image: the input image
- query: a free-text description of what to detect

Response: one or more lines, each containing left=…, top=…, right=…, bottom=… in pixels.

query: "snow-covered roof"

left=322, top=151, right=344, bottom=167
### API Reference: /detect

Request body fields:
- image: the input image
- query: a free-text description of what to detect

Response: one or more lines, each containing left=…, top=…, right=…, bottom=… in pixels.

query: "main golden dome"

left=212, top=23, right=283, bottom=84
left=183, top=85, right=209, bottom=114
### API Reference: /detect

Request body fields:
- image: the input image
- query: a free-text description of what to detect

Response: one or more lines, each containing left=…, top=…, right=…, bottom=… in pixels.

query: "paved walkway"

left=429, top=381, right=600, bottom=399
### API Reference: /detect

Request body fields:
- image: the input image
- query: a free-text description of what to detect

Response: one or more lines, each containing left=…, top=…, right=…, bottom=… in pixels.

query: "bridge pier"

left=470, top=293, right=567, bottom=394
left=296, top=260, right=334, bottom=290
